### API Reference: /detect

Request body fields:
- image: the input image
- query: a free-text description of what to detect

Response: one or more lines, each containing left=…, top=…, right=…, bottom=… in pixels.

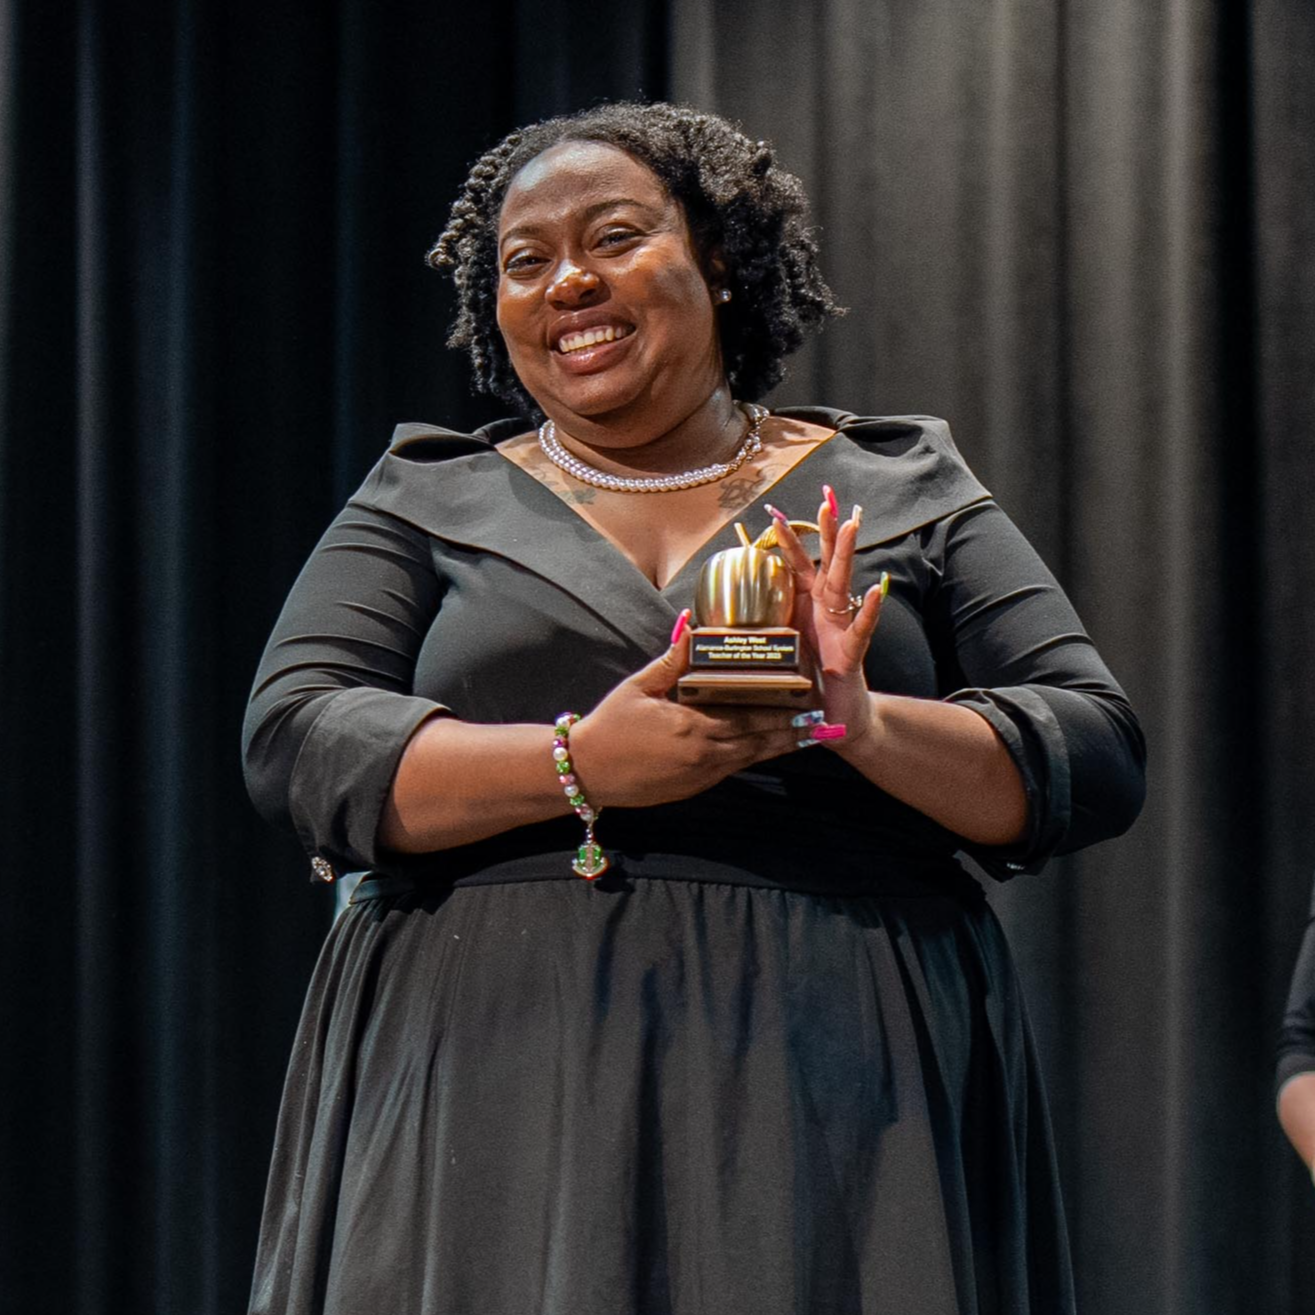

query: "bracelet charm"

left=553, top=712, right=609, bottom=881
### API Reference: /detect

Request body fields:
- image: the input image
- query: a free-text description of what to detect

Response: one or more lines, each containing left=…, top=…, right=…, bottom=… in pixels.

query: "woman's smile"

left=551, top=314, right=637, bottom=373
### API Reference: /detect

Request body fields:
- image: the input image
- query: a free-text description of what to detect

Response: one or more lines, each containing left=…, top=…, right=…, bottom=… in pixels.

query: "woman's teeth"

left=558, top=325, right=631, bottom=354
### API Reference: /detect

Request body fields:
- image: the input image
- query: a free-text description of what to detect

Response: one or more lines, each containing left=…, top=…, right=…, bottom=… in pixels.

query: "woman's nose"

left=547, top=261, right=601, bottom=304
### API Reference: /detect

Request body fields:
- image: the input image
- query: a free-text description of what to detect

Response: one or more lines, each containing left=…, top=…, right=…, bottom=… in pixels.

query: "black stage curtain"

left=1, top=2, right=1311, bottom=1311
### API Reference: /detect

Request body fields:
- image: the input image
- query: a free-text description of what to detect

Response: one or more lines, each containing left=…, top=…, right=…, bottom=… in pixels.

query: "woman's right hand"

left=568, top=621, right=829, bottom=809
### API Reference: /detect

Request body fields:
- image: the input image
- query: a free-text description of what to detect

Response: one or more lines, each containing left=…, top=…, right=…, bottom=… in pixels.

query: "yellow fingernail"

left=880, top=571, right=890, bottom=597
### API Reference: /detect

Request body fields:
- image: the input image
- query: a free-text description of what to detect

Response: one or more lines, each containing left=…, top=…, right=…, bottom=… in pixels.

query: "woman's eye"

left=597, top=229, right=639, bottom=249
left=503, top=252, right=545, bottom=274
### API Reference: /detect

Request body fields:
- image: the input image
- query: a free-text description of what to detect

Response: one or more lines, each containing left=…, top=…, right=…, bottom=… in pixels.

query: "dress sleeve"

left=1277, top=877, right=1315, bottom=1093
left=241, top=501, right=449, bottom=875
left=922, top=500, right=1146, bottom=877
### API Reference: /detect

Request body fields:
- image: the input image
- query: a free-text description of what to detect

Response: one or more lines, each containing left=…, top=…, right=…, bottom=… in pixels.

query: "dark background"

left=2, top=1, right=1313, bottom=1311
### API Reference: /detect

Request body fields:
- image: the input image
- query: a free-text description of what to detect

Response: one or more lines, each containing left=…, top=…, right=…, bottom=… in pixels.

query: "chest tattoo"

left=518, top=448, right=597, bottom=503
left=716, top=466, right=781, bottom=511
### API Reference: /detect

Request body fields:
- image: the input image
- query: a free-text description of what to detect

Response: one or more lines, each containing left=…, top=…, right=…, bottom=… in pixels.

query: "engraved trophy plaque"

left=676, top=521, right=819, bottom=707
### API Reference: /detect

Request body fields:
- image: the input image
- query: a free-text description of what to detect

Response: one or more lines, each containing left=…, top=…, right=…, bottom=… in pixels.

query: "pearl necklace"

left=537, top=403, right=767, bottom=494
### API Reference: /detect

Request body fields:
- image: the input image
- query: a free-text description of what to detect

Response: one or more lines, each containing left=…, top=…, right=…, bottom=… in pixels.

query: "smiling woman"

left=242, top=102, right=1145, bottom=1315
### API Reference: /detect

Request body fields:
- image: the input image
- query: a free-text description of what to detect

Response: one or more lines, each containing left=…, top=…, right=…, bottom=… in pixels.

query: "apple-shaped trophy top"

left=693, top=520, right=818, bottom=628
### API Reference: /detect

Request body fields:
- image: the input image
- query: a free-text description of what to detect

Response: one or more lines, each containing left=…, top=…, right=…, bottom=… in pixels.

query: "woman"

left=243, top=102, right=1145, bottom=1314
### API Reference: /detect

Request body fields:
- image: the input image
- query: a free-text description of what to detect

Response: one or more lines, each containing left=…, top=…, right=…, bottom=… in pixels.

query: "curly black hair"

left=426, top=101, right=843, bottom=411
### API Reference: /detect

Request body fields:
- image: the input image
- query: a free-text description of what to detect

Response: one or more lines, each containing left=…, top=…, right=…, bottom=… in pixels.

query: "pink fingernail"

left=670, top=608, right=691, bottom=645
left=764, top=503, right=788, bottom=524
left=823, top=485, right=839, bottom=518
left=813, top=723, right=847, bottom=740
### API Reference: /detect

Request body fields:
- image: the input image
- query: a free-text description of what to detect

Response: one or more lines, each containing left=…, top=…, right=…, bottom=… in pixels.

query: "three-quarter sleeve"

left=1277, top=877, right=1315, bottom=1093
left=242, top=502, right=449, bottom=874
left=924, top=500, right=1146, bottom=876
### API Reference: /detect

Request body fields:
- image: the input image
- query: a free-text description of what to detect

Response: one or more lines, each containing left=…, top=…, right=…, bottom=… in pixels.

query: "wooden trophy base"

left=676, top=627, right=817, bottom=708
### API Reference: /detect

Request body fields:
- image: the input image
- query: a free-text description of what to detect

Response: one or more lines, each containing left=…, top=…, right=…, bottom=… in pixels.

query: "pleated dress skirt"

left=248, top=872, right=1075, bottom=1315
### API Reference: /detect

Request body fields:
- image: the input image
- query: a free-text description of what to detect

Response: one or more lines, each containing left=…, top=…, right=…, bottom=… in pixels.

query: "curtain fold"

left=2, top=1, right=1312, bottom=1310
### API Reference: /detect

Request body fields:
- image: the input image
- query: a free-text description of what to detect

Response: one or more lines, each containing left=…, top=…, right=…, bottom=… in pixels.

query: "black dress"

left=243, top=409, right=1145, bottom=1315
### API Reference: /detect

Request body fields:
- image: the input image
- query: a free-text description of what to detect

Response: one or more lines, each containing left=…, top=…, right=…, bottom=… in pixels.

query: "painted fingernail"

left=823, top=485, right=839, bottom=518
left=813, top=723, right=848, bottom=741
left=791, top=709, right=827, bottom=728
left=796, top=736, right=819, bottom=749
left=851, top=504, right=863, bottom=529
left=764, top=503, right=788, bottom=524
left=670, top=608, right=691, bottom=645
left=879, top=571, right=890, bottom=597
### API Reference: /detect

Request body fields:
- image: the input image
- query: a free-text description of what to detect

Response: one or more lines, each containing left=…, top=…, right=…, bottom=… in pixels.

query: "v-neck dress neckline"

left=490, top=430, right=842, bottom=596
left=348, top=408, right=994, bottom=656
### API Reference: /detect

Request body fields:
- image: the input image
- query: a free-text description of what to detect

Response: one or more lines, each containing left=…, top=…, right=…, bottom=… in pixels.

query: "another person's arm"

left=1278, top=1077, right=1315, bottom=1174
left=1277, top=879, right=1315, bottom=1174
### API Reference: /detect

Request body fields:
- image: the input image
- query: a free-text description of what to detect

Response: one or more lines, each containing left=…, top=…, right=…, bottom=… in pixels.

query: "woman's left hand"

left=765, top=490, right=887, bottom=740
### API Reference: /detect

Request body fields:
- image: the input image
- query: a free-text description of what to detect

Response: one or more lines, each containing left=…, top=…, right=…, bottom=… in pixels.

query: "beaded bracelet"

left=552, top=712, right=609, bottom=881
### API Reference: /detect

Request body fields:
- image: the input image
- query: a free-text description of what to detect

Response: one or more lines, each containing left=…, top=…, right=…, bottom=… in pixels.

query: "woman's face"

left=495, top=140, right=725, bottom=434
